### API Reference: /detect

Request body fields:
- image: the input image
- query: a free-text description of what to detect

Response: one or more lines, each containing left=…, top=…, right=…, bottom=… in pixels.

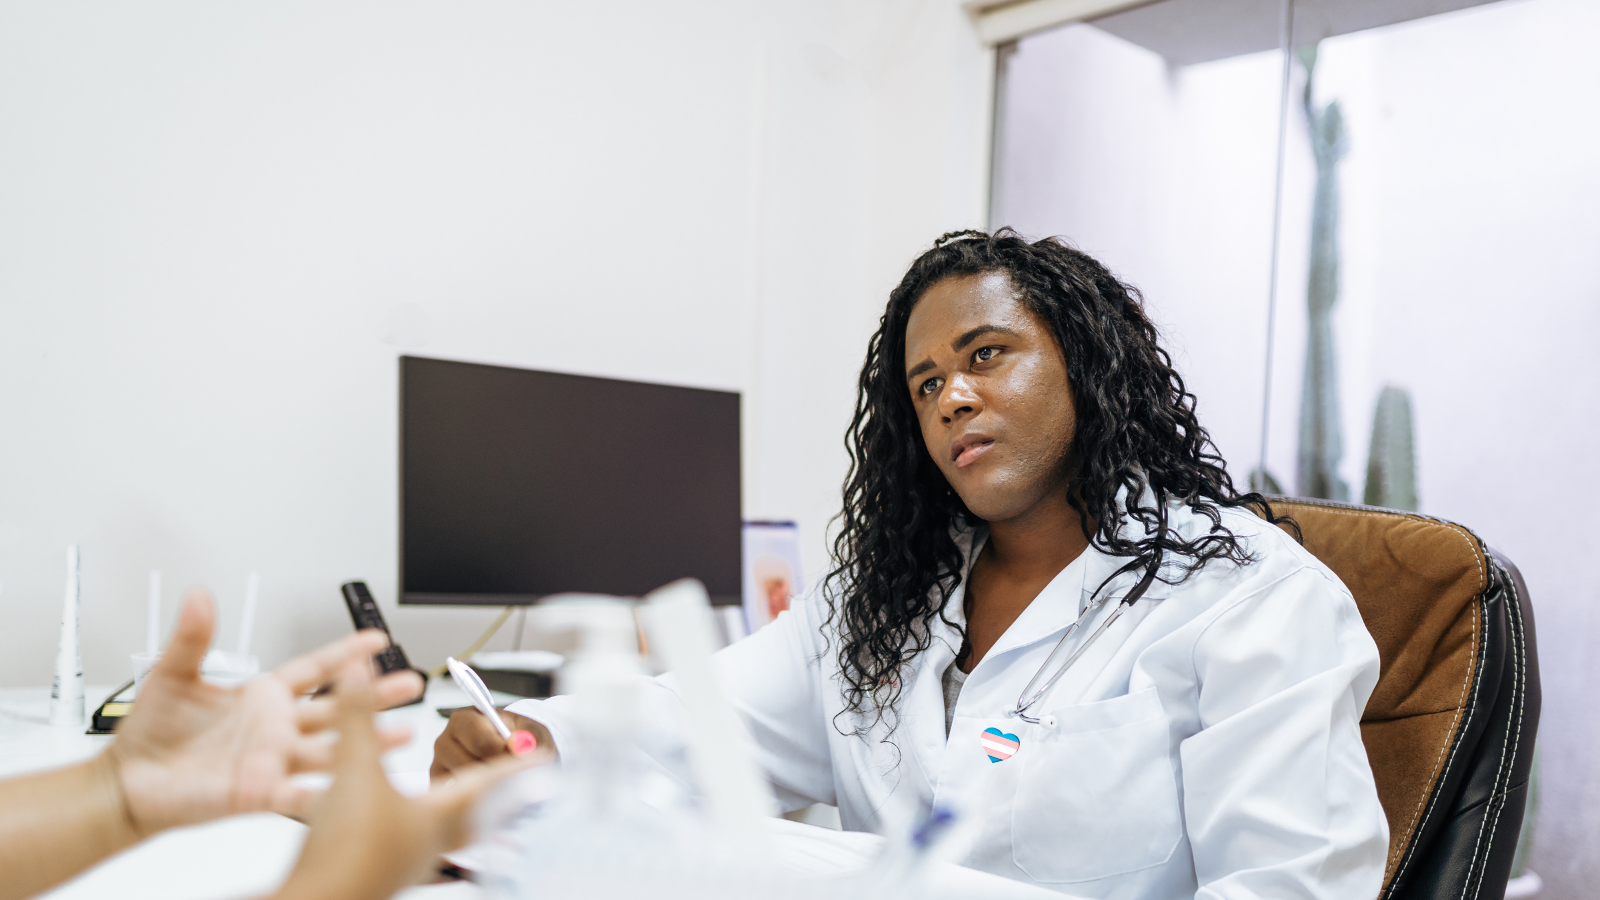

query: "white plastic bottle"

left=481, top=593, right=807, bottom=900
left=473, top=589, right=1001, bottom=900
left=50, top=545, right=85, bottom=728
left=480, top=596, right=685, bottom=899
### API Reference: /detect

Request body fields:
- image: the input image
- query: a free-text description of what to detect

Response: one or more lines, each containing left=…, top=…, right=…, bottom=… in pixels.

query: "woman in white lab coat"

left=434, top=229, right=1389, bottom=898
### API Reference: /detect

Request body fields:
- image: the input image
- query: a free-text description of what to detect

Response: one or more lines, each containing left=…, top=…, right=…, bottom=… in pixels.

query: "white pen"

left=446, top=656, right=514, bottom=740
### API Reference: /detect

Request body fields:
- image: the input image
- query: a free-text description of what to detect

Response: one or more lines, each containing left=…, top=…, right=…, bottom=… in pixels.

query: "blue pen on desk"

left=446, top=656, right=537, bottom=753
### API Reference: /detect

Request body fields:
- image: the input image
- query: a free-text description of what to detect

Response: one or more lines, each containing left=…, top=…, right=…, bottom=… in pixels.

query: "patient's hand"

left=109, top=588, right=426, bottom=835
left=274, top=657, right=531, bottom=900
left=431, top=706, right=553, bottom=783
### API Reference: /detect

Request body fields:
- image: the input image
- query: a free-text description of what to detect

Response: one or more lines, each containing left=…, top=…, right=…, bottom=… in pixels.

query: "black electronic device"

left=87, top=680, right=136, bottom=734
left=399, top=355, right=742, bottom=607
left=340, top=580, right=417, bottom=678
left=470, top=665, right=553, bottom=699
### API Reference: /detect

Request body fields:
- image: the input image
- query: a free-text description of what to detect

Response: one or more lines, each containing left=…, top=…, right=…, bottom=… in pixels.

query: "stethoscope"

left=1007, top=552, right=1163, bottom=726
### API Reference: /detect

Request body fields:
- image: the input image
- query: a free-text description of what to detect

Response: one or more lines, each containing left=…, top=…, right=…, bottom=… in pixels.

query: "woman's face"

left=903, top=271, right=1078, bottom=524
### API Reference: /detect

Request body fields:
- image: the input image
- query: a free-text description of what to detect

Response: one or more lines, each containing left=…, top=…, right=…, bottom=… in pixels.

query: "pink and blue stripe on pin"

left=982, top=727, right=1020, bottom=762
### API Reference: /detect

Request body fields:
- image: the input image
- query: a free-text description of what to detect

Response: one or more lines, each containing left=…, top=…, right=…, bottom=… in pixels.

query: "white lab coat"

left=508, top=501, right=1389, bottom=899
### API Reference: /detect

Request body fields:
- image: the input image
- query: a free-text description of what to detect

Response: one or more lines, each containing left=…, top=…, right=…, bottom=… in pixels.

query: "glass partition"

left=992, top=0, right=1600, bottom=895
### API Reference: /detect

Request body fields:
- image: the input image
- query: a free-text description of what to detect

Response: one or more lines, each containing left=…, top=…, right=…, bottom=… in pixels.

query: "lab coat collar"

left=975, top=536, right=1113, bottom=666
left=961, top=491, right=1182, bottom=666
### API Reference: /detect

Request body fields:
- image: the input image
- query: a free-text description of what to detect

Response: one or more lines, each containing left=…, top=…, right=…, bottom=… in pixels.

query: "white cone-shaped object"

left=50, top=545, right=85, bottom=728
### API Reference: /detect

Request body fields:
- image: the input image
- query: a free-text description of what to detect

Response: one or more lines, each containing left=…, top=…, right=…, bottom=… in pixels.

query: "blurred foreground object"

left=471, top=582, right=1055, bottom=900
left=270, top=656, right=528, bottom=900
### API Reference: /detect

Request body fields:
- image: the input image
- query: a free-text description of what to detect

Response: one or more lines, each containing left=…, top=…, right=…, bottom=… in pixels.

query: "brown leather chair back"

left=1266, top=498, right=1538, bottom=900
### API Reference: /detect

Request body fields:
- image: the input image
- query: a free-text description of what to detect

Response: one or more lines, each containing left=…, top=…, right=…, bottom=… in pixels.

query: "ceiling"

left=1087, top=0, right=1505, bottom=66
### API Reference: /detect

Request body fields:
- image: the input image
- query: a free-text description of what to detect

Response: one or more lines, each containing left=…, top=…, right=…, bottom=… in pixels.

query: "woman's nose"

left=939, top=373, right=983, bottom=422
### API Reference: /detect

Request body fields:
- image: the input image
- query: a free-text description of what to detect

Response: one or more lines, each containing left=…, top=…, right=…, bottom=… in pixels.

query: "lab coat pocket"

left=1011, top=686, right=1182, bottom=884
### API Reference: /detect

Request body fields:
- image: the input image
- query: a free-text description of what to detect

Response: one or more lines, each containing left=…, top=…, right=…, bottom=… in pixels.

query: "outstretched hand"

left=108, top=588, right=426, bottom=835
left=274, top=654, right=533, bottom=900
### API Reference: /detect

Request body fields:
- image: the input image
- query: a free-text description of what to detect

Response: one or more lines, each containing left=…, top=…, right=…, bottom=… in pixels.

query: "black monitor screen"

left=400, top=356, right=741, bottom=605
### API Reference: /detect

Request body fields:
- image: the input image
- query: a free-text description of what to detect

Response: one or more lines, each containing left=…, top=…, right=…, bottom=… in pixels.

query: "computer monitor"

left=399, top=356, right=742, bottom=606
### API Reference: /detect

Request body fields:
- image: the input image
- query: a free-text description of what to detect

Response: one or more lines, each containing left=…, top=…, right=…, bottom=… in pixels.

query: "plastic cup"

left=131, top=651, right=160, bottom=697
left=201, top=649, right=260, bottom=687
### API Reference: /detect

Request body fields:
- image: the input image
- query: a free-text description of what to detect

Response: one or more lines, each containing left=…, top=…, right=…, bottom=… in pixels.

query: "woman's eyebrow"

left=951, top=324, right=1022, bottom=352
left=906, top=325, right=1025, bottom=382
left=906, top=358, right=937, bottom=382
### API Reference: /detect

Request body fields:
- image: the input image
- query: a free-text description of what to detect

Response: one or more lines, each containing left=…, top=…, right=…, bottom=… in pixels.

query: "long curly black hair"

left=824, top=229, right=1292, bottom=734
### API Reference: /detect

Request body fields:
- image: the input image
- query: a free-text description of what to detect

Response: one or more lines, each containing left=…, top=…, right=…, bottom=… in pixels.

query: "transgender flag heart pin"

left=981, top=727, right=1021, bottom=763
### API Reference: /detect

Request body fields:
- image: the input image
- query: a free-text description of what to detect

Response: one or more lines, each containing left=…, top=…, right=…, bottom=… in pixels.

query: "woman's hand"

left=431, top=706, right=553, bottom=784
left=109, top=588, right=426, bottom=835
left=273, top=656, right=532, bottom=900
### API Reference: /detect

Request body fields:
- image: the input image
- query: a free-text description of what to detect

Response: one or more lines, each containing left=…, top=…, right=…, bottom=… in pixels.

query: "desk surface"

left=2, top=684, right=1068, bottom=900
left=0, top=680, right=506, bottom=900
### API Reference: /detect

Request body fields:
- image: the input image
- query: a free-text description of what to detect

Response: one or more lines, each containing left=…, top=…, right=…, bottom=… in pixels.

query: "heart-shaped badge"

left=981, top=726, right=1020, bottom=763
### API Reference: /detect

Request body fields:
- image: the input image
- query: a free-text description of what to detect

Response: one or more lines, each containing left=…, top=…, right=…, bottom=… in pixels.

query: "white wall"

left=994, top=0, right=1600, bottom=894
left=0, top=1, right=992, bottom=687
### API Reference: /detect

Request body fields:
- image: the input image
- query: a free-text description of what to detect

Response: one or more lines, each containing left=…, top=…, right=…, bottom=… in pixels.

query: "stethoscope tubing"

left=1008, top=552, right=1162, bottom=725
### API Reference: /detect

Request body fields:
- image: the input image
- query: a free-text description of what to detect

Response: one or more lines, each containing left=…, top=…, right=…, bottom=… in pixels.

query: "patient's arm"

left=0, top=589, right=423, bottom=900
left=0, top=751, right=141, bottom=900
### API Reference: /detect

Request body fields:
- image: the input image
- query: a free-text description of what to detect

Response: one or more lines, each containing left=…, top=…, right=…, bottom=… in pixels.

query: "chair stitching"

left=1280, top=502, right=1488, bottom=892
left=1273, top=501, right=1487, bottom=597
left=1276, top=502, right=1489, bottom=894
left=1467, top=562, right=1527, bottom=900
left=1387, top=587, right=1481, bottom=893
left=1461, top=584, right=1508, bottom=897
left=1363, top=708, right=1479, bottom=724
left=1274, top=499, right=1489, bottom=589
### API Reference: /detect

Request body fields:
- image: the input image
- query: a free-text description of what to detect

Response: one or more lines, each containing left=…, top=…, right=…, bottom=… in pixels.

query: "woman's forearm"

left=0, top=753, right=142, bottom=900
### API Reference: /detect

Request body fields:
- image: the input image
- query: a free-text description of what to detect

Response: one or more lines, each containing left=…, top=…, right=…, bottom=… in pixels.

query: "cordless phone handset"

left=339, top=581, right=414, bottom=676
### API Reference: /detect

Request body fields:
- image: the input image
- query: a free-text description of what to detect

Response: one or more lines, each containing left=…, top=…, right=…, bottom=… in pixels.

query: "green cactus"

left=1296, top=43, right=1351, bottom=501
left=1362, top=386, right=1419, bottom=511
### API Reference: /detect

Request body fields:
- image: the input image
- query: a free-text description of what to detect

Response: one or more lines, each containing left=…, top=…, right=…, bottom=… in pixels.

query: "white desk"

left=0, top=680, right=504, bottom=900
left=2, top=684, right=1068, bottom=900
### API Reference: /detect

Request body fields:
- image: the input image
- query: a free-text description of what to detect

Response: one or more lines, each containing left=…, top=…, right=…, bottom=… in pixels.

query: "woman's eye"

left=975, top=346, right=1000, bottom=362
left=920, top=377, right=943, bottom=396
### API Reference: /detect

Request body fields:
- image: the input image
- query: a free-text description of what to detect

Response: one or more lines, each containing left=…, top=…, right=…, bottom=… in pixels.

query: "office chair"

left=1265, top=498, right=1539, bottom=900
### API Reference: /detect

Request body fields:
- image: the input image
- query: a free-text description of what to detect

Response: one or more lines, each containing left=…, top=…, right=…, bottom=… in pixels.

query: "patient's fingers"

left=271, top=782, right=317, bottom=823
left=374, top=670, right=426, bottom=708
left=290, top=740, right=336, bottom=775
left=331, top=658, right=383, bottom=771
left=379, top=723, right=412, bottom=752
left=288, top=724, right=413, bottom=774
left=151, top=590, right=216, bottom=682
left=424, top=753, right=540, bottom=852
left=276, top=630, right=391, bottom=695
left=295, top=671, right=424, bottom=733
left=294, top=698, right=338, bottom=734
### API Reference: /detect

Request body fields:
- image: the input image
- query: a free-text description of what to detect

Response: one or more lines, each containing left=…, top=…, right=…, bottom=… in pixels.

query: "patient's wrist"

left=91, top=752, right=147, bottom=847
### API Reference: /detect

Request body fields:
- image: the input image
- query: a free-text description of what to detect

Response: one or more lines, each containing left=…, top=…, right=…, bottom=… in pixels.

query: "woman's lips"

left=953, top=439, right=994, bottom=469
